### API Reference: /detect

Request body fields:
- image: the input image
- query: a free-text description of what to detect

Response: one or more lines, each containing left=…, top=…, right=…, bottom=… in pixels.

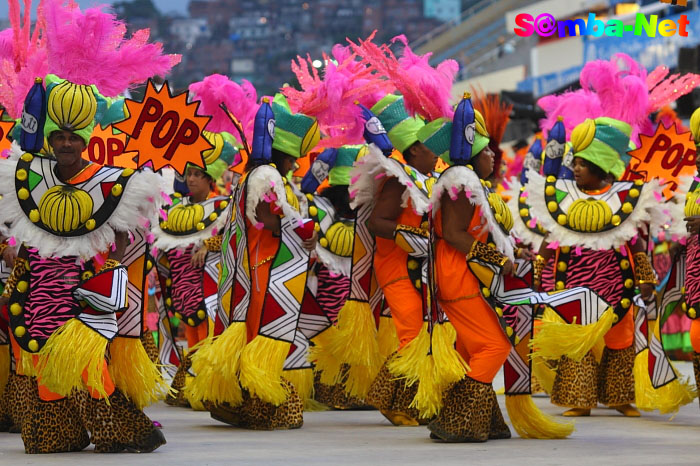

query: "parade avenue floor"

left=1, top=363, right=699, bottom=465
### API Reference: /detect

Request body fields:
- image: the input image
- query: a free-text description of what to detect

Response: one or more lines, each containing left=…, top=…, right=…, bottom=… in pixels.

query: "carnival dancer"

left=190, top=94, right=320, bottom=429
left=154, top=132, right=236, bottom=407
left=668, top=107, right=700, bottom=406
left=0, top=74, right=167, bottom=453
left=530, top=117, right=695, bottom=417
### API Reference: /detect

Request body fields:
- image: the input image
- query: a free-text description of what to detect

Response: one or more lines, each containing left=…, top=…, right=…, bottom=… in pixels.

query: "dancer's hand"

left=503, top=259, right=514, bottom=276
left=302, top=231, right=318, bottom=252
left=640, top=283, right=655, bottom=302
left=685, top=216, right=700, bottom=235
left=2, top=246, right=16, bottom=268
left=190, top=247, right=207, bottom=268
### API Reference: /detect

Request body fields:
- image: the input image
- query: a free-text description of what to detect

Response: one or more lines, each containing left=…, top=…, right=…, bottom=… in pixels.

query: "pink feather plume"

left=538, top=54, right=700, bottom=145
left=349, top=32, right=458, bottom=121
left=282, top=38, right=394, bottom=148
left=189, top=74, right=259, bottom=144
left=42, top=0, right=180, bottom=97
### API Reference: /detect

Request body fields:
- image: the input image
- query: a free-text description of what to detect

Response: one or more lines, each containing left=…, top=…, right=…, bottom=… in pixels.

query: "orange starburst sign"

left=82, top=124, right=139, bottom=168
left=624, top=122, right=696, bottom=200
left=0, top=110, right=16, bottom=154
left=114, top=80, right=212, bottom=175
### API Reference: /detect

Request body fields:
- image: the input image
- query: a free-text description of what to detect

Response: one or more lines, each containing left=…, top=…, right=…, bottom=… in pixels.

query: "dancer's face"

left=572, top=157, right=604, bottom=190
left=186, top=166, right=212, bottom=199
left=473, top=146, right=495, bottom=179
left=406, top=142, right=438, bottom=176
left=49, top=130, right=86, bottom=167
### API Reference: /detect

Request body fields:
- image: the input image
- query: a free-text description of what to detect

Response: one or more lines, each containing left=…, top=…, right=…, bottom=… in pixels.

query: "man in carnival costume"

left=189, top=94, right=320, bottom=430
left=0, top=73, right=167, bottom=453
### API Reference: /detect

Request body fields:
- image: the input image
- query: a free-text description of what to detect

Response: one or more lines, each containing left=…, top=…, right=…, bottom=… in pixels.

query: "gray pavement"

left=1, top=363, right=699, bottom=465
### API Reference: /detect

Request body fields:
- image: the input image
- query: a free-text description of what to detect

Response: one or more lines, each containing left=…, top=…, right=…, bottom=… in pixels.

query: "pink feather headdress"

left=538, top=53, right=700, bottom=144
left=349, top=32, right=459, bottom=121
left=282, top=37, right=394, bottom=148
left=0, top=0, right=181, bottom=119
left=188, top=74, right=259, bottom=145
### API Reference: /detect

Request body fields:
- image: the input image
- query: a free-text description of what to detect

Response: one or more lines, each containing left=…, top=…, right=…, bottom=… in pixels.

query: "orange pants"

left=440, top=296, right=511, bottom=384
left=381, top=278, right=424, bottom=349
left=10, top=333, right=114, bottom=401
left=691, top=319, right=700, bottom=353
left=604, top=308, right=634, bottom=350
left=185, top=320, right=209, bottom=348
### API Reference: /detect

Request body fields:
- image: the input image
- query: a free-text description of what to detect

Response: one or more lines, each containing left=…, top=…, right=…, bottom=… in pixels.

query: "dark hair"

left=320, top=184, right=354, bottom=218
left=579, top=157, right=611, bottom=182
left=243, top=148, right=293, bottom=174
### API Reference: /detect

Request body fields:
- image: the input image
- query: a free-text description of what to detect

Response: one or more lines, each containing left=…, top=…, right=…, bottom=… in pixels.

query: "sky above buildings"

left=0, top=0, right=190, bottom=19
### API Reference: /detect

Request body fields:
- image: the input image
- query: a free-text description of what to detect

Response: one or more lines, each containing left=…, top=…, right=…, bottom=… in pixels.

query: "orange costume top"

left=374, top=199, right=424, bottom=289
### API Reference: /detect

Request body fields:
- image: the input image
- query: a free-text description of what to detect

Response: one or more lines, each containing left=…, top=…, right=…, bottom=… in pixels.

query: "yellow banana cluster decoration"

left=165, top=204, right=205, bottom=233
left=47, top=81, right=97, bottom=131
left=488, top=192, right=514, bottom=232
left=567, top=198, right=613, bottom=233
left=38, top=186, right=94, bottom=233
left=323, top=222, right=354, bottom=257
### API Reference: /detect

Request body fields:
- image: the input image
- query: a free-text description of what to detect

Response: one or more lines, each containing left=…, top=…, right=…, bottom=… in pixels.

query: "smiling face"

left=49, top=130, right=86, bottom=167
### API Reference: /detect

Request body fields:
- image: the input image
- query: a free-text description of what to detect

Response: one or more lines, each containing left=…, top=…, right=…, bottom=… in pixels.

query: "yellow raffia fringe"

left=18, top=348, right=37, bottom=377
left=183, top=374, right=207, bottom=411
left=505, top=394, right=575, bottom=439
left=531, top=355, right=556, bottom=395
left=37, top=318, right=109, bottom=398
left=530, top=307, right=614, bottom=362
left=107, top=337, right=168, bottom=409
left=239, top=335, right=291, bottom=405
left=377, top=316, right=399, bottom=360
left=387, top=322, right=430, bottom=385
left=328, top=299, right=382, bottom=398
left=0, top=344, right=9, bottom=396
left=633, top=349, right=697, bottom=415
left=187, top=322, right=246, bottom=406
left=309, top=327, right=343, bottom=386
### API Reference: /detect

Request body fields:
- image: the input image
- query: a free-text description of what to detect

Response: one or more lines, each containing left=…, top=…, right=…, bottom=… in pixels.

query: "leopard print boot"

left=694, top=353, right=700, bottom=408
left=72, top=389, right=166, bottom=453
left=314, top=365, right=367, bottom=410
left=597, top=345, right=635, bottom=408
left=209, top=402, right=243, bottom=427
left=140, top=332, right=159, bottom=364
left=488, top=388, right=511, bottom=440
left=1, top=373, right=33, bottom=432
left=165, top=353, right=191, bottom=407
left=238, top=378, right=304, bottom=430
left=367, top=358, right=420, bottom=426
left=551, top=352, right=598, bottom=411
left=21, top=392, right=90, bottom=454
left=427, top=377, right=492, bottom=443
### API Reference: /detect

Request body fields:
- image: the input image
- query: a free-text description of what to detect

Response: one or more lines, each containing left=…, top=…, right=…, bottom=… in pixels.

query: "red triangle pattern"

left=618, top=190, right=628, bottom=204
left=101, top=182, right=115, bottom=199
left=300, top=290, right=324, bottom=317
left=553, top=300, right=582, bottom=324
left=260, top=296, right=285, bottom=327
left=503, top=360, right=518, bottom=393
left=81, top=270, right=114, bottom=297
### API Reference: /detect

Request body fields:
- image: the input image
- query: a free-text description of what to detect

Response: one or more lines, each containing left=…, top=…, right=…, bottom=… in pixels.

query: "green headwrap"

left=371, top=94, right=425, bottom=153
left=271, top=93, right=320, bottom=158
left=571, top=117, right=629, bottom=179
left=417, top=110, right=490, bottom=166
left=329, top=145, right=367, bottom=186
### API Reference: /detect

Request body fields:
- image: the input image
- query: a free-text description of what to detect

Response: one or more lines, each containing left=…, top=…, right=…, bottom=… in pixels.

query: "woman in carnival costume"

left=189, top=94, right=320, bottom=429
left=529, top=54, right=699, bottom=418
left=414, top=93, right=582, bottom=442
left=153, top=133, right=237, bottom=408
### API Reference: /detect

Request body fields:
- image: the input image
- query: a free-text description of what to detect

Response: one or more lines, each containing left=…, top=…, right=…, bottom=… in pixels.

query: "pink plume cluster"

left=0, top=0, right=181, bottom=118
left=189, top=74, right=259, bottom=144
left=0, top=0, right=48, bottom=118
left=538, top=53, right=700, bottom=145
left=282, top=39, right=394, bottom=148
left=349, top=32, right=458, bottom=121
left=43, top=0, right=181, bottom=97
